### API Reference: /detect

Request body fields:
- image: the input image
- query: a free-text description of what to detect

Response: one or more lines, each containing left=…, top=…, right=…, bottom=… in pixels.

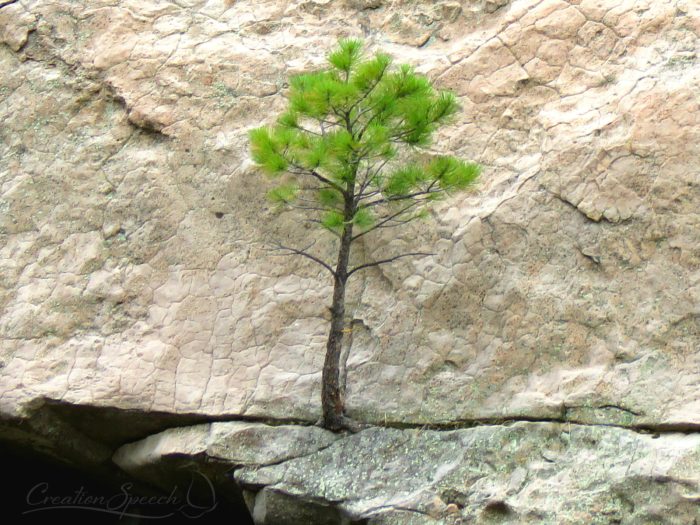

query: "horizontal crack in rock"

left=365, top=415, right=700, bottom=436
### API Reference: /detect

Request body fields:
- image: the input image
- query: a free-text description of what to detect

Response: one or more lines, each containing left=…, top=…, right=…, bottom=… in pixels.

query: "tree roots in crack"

left=315, top=416, right=371, bottom=433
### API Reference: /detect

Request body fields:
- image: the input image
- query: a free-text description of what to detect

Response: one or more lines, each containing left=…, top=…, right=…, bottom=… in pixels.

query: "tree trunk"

left=321, top=201, right=354, bottom=430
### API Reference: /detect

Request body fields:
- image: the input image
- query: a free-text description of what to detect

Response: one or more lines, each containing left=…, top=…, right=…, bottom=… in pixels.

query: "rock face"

left=0, top=0, right=699, bottom=523
left=116, top=421, right=700, bottom=524
left=113, top=422, right=340, bottom=522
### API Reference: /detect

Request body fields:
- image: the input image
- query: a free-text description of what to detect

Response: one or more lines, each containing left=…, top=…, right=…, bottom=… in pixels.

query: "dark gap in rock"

left=1, top=442, right=254, bottom=525
left=41, top=401, right=218, bottom=448
left=483, top=499, right=511, bottom=515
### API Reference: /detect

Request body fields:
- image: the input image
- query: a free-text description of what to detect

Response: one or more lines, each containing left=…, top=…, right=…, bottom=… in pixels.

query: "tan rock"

left=0, top=2, right=35, bottom=52
left=0, top=0, right=698, bottom=453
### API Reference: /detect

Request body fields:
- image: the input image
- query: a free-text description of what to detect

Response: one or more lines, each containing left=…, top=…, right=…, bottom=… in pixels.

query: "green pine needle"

left=249, top=38, right=482, bottom=239
left=352, top=207, right=374, bottom=229
left=328, top=38, right=363, bottom=72
left=267, top=183, right=299, bottom=204
left=321, top=210, right=345, bottom=231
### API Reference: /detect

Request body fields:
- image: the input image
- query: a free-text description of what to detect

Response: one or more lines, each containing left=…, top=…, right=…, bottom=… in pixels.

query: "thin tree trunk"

left=321, top=197, right=355, bottom=430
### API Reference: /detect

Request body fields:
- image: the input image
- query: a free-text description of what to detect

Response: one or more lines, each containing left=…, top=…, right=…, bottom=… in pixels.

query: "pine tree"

left=250, top=39, right=481, bottom=430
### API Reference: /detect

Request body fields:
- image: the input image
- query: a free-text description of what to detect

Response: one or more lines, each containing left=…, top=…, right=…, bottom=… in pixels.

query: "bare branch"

left=319, top=117, right=342, bottom=127
left=352, top=201, right=418, bottom=241
left=373, top=215, right=423, bottom=228
left=314, top=115, right=343, bottom=137
left=304, top=219, right=341, bottom=238
left=365, top=184, right=444, bottom=208
left=357, top=157, right=391, bottom=198
left=288, top=163, right=345, bottom=194
left=357, top=189, right=382, bottom=202
left=348, top=252, right=433, bottom=277
left=287, top=204, right=328, bottom=212
left=269, top=242, right=336, bottom=277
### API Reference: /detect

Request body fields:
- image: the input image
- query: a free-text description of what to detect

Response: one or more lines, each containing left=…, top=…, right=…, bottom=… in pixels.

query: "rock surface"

left=116, top=420, right=700, bottom=524
left=113, top=421, right=340, bottom=521
left=113, top=420, right=339, bottom=474
left=1, top=0, right=699, bottom=523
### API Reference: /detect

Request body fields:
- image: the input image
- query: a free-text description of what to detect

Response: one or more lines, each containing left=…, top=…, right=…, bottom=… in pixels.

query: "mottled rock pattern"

left=246, top=423, right=700, bottom=524
left=117, top=420, right=700, bottom=524
left=114, top=420, right=339, bottom=472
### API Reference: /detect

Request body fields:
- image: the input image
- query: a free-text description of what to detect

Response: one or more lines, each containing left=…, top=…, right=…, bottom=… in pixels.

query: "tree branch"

left=347, top=252, right=433, bottom=277
left=370, top=211, right=424, bottom=230
left=304, top=219, right=341, bottom=238
left=357, top=157, right=391, bottom=198
left=365, top=187, right=444, bottom=208
left=296, top=125, right=322, bottom=136
left=389, top=125, right=424, bottom=143
left=286, top=202, right=328, bottom=212
left=350, top=65, right=389, bottom=134
left=352, top=201, right=418, bottom=241
left=356, top=104, right=390, bottom=140
left=289, top=164, right=345, bottom=194
left=357, top=189, right=382, bottom=202
left=269, top=242, right=336, bottom=277
left=348, top=63, right=391, bottom=130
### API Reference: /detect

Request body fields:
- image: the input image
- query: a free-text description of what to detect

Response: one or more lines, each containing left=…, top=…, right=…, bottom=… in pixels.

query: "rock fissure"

left=344, top=415, right=700, bottom=437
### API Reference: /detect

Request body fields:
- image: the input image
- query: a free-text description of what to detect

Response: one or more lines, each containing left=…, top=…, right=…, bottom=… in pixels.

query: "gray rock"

left=113, top=421, right=341, bottom=521
left=236, top=422, right=700, bottom=524
left=114, top=421, right=700, bottom=524
left=115, top=421, right=338, bottom=467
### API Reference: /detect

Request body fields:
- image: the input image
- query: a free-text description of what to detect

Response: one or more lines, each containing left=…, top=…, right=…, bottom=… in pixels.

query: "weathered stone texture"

left=116, top=421, right=700, bottom=524
left=0, top=0, right=698, bottom=433
left=239, top=423, right=700, bottom=524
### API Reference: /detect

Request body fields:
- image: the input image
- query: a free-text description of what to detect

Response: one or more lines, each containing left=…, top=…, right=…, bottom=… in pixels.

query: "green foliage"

left=278, top=111, right=299, bottom=129
left=352, top=207, right=374, bottom=229
left=249, top=127, right=288, bottom=175
left=328, top=38, right=363, bottom=73
left=267, top=183, right=299, bottom=204
left=249, top=38, right=481, bottom=230
left=352, top=53, right=391, bottom=91
left=383, top=165, right=429, bottom=196
left=428, top=156, right=482, bottom=191
left=318, top=188, right=343, bottom=208
left=321, top=210, right=345, bottom=232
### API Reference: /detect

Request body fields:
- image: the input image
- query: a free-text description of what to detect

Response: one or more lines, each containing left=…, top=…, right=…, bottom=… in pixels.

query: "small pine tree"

left=250, top=39, right=481, bottom=430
